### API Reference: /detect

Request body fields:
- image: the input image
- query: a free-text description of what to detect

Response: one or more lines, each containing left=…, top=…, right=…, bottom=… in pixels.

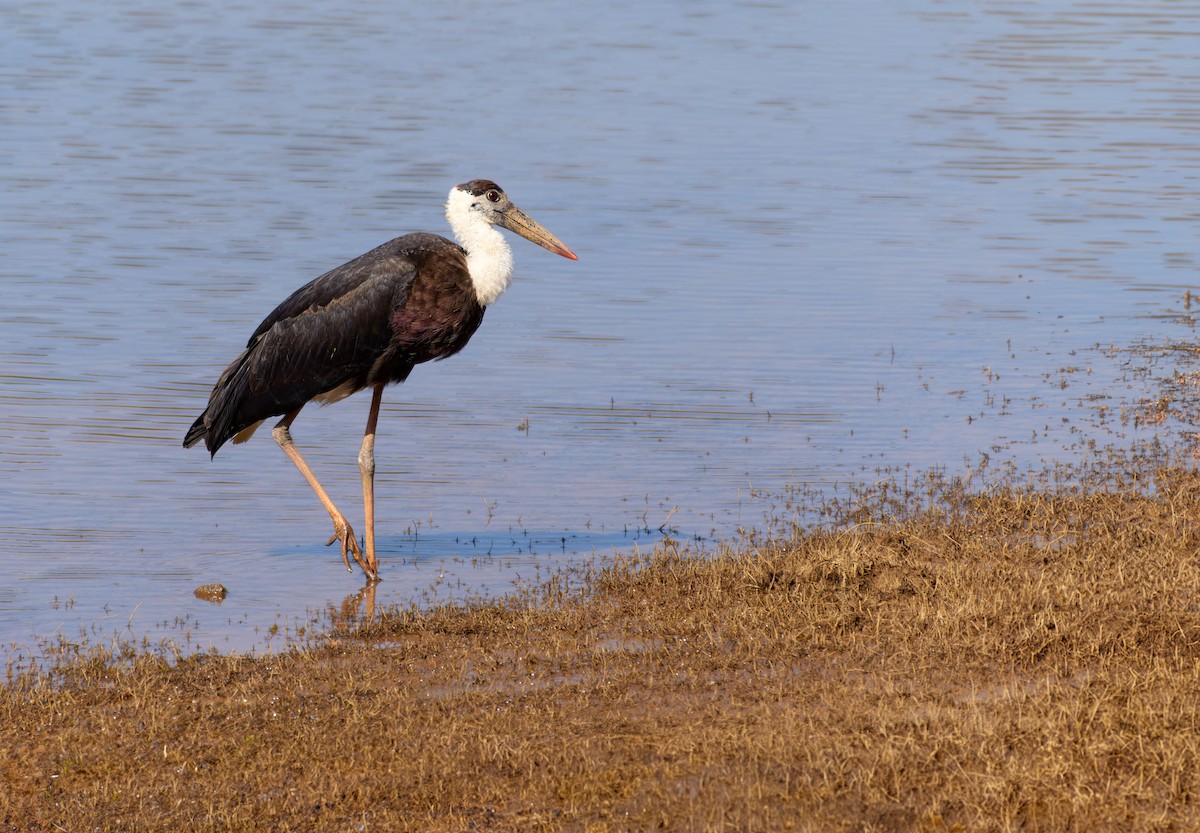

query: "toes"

left=316, top=515, right=374, bottom=580
left=324, top=521, right=359, bottom=573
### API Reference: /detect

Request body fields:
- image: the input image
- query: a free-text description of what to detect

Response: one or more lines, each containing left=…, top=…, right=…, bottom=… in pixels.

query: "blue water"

left=3, top=1, right=1198, bottom=655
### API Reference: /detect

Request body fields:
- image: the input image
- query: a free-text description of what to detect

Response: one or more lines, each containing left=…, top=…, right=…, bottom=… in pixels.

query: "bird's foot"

left=325, top=515, right=376, bottom=581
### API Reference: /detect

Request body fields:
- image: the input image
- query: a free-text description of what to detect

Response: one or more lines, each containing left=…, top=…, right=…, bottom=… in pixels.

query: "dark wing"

left=243, top=264, right=409, bottom=398
left=248, top=239, right=413, bottom=346
left=185, top=243, right=418, bottom=455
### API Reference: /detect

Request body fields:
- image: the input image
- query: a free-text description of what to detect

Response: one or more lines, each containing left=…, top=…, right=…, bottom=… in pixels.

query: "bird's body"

left=184, top=232, right=483, bottom=454
left=185, top=180, right=577, bottom=580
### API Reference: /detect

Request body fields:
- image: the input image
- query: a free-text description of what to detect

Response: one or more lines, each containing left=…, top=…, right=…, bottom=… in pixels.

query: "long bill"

left=498, top=205, right=579, bottom=261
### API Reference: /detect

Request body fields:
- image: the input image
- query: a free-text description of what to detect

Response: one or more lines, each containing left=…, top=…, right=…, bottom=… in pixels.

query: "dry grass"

left=7, top=453, right=1200, bottom=831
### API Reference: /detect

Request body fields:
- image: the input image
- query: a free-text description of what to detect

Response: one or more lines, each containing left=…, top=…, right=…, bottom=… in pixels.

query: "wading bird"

left=184, top=180, right=578, bottom=581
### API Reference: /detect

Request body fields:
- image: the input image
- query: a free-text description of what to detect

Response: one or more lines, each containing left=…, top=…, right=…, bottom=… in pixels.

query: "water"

left=3, top=1, right=1198, bottom=655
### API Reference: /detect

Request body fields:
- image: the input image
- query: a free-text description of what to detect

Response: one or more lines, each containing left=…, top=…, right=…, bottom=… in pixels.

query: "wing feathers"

left=186, top=249, right=418, bottom=454
left=185, top=234, right=473, bottom=456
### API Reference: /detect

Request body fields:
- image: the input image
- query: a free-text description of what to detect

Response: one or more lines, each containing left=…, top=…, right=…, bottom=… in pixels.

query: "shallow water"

left=3, top=1, right=1198, bottom=655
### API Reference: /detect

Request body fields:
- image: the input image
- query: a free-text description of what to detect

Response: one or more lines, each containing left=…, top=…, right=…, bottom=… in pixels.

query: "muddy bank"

left=6, top=450, right=1200, bottom=831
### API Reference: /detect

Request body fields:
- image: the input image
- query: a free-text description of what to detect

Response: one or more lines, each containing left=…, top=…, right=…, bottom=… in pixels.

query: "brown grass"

left=6, top=451, right=1200, bottom=831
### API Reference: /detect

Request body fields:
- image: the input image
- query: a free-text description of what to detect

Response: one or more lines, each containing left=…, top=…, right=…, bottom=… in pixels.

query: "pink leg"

left=272, top=408, right=373, bottom=579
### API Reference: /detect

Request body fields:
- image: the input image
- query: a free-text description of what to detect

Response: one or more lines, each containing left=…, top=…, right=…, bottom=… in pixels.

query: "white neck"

left=445, top=187, right=514, bottom=306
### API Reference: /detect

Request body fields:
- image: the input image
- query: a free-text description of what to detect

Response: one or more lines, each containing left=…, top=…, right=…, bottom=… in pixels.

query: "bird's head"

left=447, top=180, right=578, bottom=261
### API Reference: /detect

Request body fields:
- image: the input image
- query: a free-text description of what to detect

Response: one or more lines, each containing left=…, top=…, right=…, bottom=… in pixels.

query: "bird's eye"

left=486, top=190, right=501, bottom=203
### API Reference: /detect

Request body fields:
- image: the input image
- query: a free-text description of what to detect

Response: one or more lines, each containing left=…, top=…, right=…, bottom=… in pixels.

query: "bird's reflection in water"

left=328, top=581, right=377, bottom=634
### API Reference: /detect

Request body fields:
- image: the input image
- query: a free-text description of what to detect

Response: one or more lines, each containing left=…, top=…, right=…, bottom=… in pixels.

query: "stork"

left=184, top=180, right=577, bottom=581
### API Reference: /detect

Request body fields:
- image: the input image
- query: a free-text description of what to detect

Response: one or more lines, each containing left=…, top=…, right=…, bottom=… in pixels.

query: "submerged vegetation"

left=5, top=438, right=1200, bottom=831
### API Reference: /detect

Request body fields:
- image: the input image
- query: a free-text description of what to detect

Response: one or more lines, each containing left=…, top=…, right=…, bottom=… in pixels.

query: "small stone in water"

left=194, top=583, right=228, bottom=603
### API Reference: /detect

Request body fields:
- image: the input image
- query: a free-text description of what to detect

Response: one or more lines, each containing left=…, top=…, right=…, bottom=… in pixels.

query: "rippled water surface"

left=3, top=1, right=1199, bottom=654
